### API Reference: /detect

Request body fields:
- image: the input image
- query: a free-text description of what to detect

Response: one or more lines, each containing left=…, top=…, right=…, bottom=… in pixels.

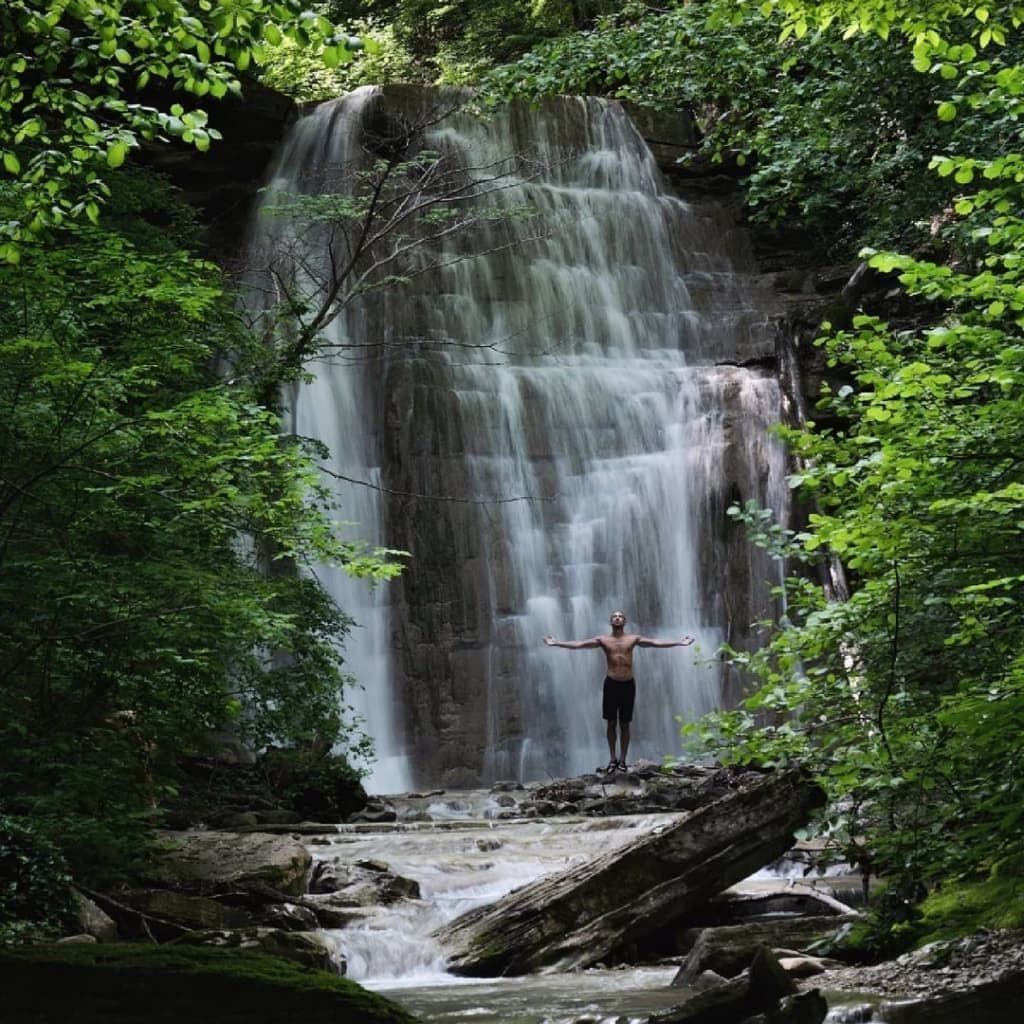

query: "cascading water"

left=247, top=86, right=788, bottom=790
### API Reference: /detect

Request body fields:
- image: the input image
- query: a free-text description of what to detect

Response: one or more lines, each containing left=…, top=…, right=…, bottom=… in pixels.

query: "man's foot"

left=601, top=759, right=618, bottom=774
left=617, top=760, right=629, bottom=773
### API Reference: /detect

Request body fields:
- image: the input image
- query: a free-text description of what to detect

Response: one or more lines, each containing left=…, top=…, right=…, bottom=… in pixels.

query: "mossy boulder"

left=0, top=942, right=417, bottom=1024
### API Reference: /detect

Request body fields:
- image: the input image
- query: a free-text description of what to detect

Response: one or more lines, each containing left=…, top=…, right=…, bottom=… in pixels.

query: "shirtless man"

left=544, top=611, right=694, bottom=773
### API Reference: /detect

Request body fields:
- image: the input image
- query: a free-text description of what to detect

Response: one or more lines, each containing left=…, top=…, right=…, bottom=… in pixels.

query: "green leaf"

left=106, top=141, right=128, bottom=168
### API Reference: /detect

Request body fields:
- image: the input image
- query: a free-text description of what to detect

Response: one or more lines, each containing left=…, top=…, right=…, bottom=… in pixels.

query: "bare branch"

left=318, top=466, right=555, bottom=507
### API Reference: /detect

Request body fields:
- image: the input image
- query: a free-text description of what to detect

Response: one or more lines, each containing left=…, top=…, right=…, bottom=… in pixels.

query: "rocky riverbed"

left=809, top=926, right=1024, bottom=999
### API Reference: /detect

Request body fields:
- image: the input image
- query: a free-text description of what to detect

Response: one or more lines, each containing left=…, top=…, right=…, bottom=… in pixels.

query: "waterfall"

left=246, top=86, right=787, bottom=790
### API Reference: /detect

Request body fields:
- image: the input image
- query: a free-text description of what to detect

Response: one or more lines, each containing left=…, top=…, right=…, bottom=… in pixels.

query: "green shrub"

left=0, top=815, right=76, bottom=945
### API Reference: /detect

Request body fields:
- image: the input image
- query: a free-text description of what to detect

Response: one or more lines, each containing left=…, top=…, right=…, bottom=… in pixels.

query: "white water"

left=314, top=808, right=678, bottom=985
left=247, top=88, right=788, bottom=789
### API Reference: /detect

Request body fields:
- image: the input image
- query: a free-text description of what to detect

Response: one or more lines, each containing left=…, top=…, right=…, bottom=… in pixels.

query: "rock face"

left=139, top=76, right=296, bottom=260
left=258, top=85, right=790, bottom=788
left=436, top=769, right=824, bottom=975
left=144, top=831, right=311, bottom=898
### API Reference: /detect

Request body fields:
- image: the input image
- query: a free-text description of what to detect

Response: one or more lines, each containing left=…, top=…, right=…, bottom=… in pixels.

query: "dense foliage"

left=0, top=1, right=417, bottom=911
left=483, top=3, right=1018, bottom=256
left=0, top=0, right=362, bottom=258
left=0, top=815, right=76, bottom=944
left=0, top=169, right=401, bottom=883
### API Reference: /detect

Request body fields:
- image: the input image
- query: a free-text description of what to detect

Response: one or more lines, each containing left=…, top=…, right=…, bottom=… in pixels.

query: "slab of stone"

left=145, top=830, right=311, bottom=897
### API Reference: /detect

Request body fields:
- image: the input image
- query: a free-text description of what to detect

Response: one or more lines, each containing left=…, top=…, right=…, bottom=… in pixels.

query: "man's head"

left=609, top=610, right=627, bottom=629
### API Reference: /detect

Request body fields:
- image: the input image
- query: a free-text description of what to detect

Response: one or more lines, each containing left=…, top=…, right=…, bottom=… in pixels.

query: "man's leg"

left=619, top=723, right=630, bottom=766
left=606, top=719, right=618, bottom=761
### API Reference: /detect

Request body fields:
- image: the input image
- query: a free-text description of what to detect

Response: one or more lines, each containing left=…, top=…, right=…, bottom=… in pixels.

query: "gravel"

left=807, top=927, right=1024, bottom=999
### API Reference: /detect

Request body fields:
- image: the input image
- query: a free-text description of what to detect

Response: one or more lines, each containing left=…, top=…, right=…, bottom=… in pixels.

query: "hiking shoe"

left=616, top=760, right=630, bottom=773
left=600, top=759, right=618, bottom=774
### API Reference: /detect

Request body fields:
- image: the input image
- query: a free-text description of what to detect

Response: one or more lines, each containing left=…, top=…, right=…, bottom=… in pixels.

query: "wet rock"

left=672, top=918, right=856, bottom=984
left=523, top=763, right=762, bottom=818
left=303, top=897, right=378, bottom=929
left=651, top=947, right=796, bottom=1023
left=115, top=889, right=252, bottom=932
left=73, top=892, right=119, bottom=942
left=526, top=799, right=558, bottom=816
left=255, top=902, right=320, bottom=932
left=308, top=860, right=421, bottom=904
left=174, top=927, right=346, bottom=974
left=692, top=970, right=729, bottom=992
left=144, top=830, right=311, bottom=898
left=348, top=799, right=398, bottom=824
left=742, top=989, right=828, bottom=1024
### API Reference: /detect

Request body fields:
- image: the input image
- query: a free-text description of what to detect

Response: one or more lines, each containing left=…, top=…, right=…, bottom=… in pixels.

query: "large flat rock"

left=145, top=831, right=311, bottom=898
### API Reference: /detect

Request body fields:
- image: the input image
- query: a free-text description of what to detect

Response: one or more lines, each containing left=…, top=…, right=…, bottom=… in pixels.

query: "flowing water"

left=247, top=85, right=787, bottom=790
left=310, top=801, right=706, bottom=1022
left=305, top=795, right=870, bottom=1024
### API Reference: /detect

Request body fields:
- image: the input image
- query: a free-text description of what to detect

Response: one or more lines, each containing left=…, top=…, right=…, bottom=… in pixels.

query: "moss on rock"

left=0, top=942, right=417, bottom=1024
left=918, top=869, right=1024, bottom=943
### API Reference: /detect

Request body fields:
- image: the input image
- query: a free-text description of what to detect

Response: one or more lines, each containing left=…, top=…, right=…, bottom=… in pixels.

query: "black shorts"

left=602, top=677, right=636, bottom=724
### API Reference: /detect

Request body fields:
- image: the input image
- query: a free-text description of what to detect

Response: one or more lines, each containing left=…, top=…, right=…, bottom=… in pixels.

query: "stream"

left=307, top=790, right=866, bottom=1024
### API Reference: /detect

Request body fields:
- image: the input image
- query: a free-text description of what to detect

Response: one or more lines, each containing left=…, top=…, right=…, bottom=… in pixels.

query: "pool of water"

left=371, top=965, right=684, bottom=1024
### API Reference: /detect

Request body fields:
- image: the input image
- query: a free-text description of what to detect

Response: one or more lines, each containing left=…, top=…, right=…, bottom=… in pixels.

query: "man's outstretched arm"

left=636, top=636, right=694, bottom=648
left=544, top=636, right=602, bottom=649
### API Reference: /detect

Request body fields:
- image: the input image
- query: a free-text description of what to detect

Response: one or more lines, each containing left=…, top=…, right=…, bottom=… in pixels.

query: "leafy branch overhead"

left=0, top=0, right=365, bottom=260
left=243, top=105, right=546, bottom=405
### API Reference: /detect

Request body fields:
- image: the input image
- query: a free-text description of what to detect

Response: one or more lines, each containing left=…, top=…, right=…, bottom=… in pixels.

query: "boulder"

left=255, top=902, right=320, bottom=932
left=145, top=830, right=311, bottom=898
left=116, top=889, right=252, bottom=932
left=73, top=891, right=119, bottom=942
left=309, top=860, right=420, bottom=904
left=671, top=917, right=856, bottom=985
left=174, top=927, right=345, bottom=975
left=650, top=947, right=796, bottom=1024
left=0, top=942, right=415, bottom=1024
